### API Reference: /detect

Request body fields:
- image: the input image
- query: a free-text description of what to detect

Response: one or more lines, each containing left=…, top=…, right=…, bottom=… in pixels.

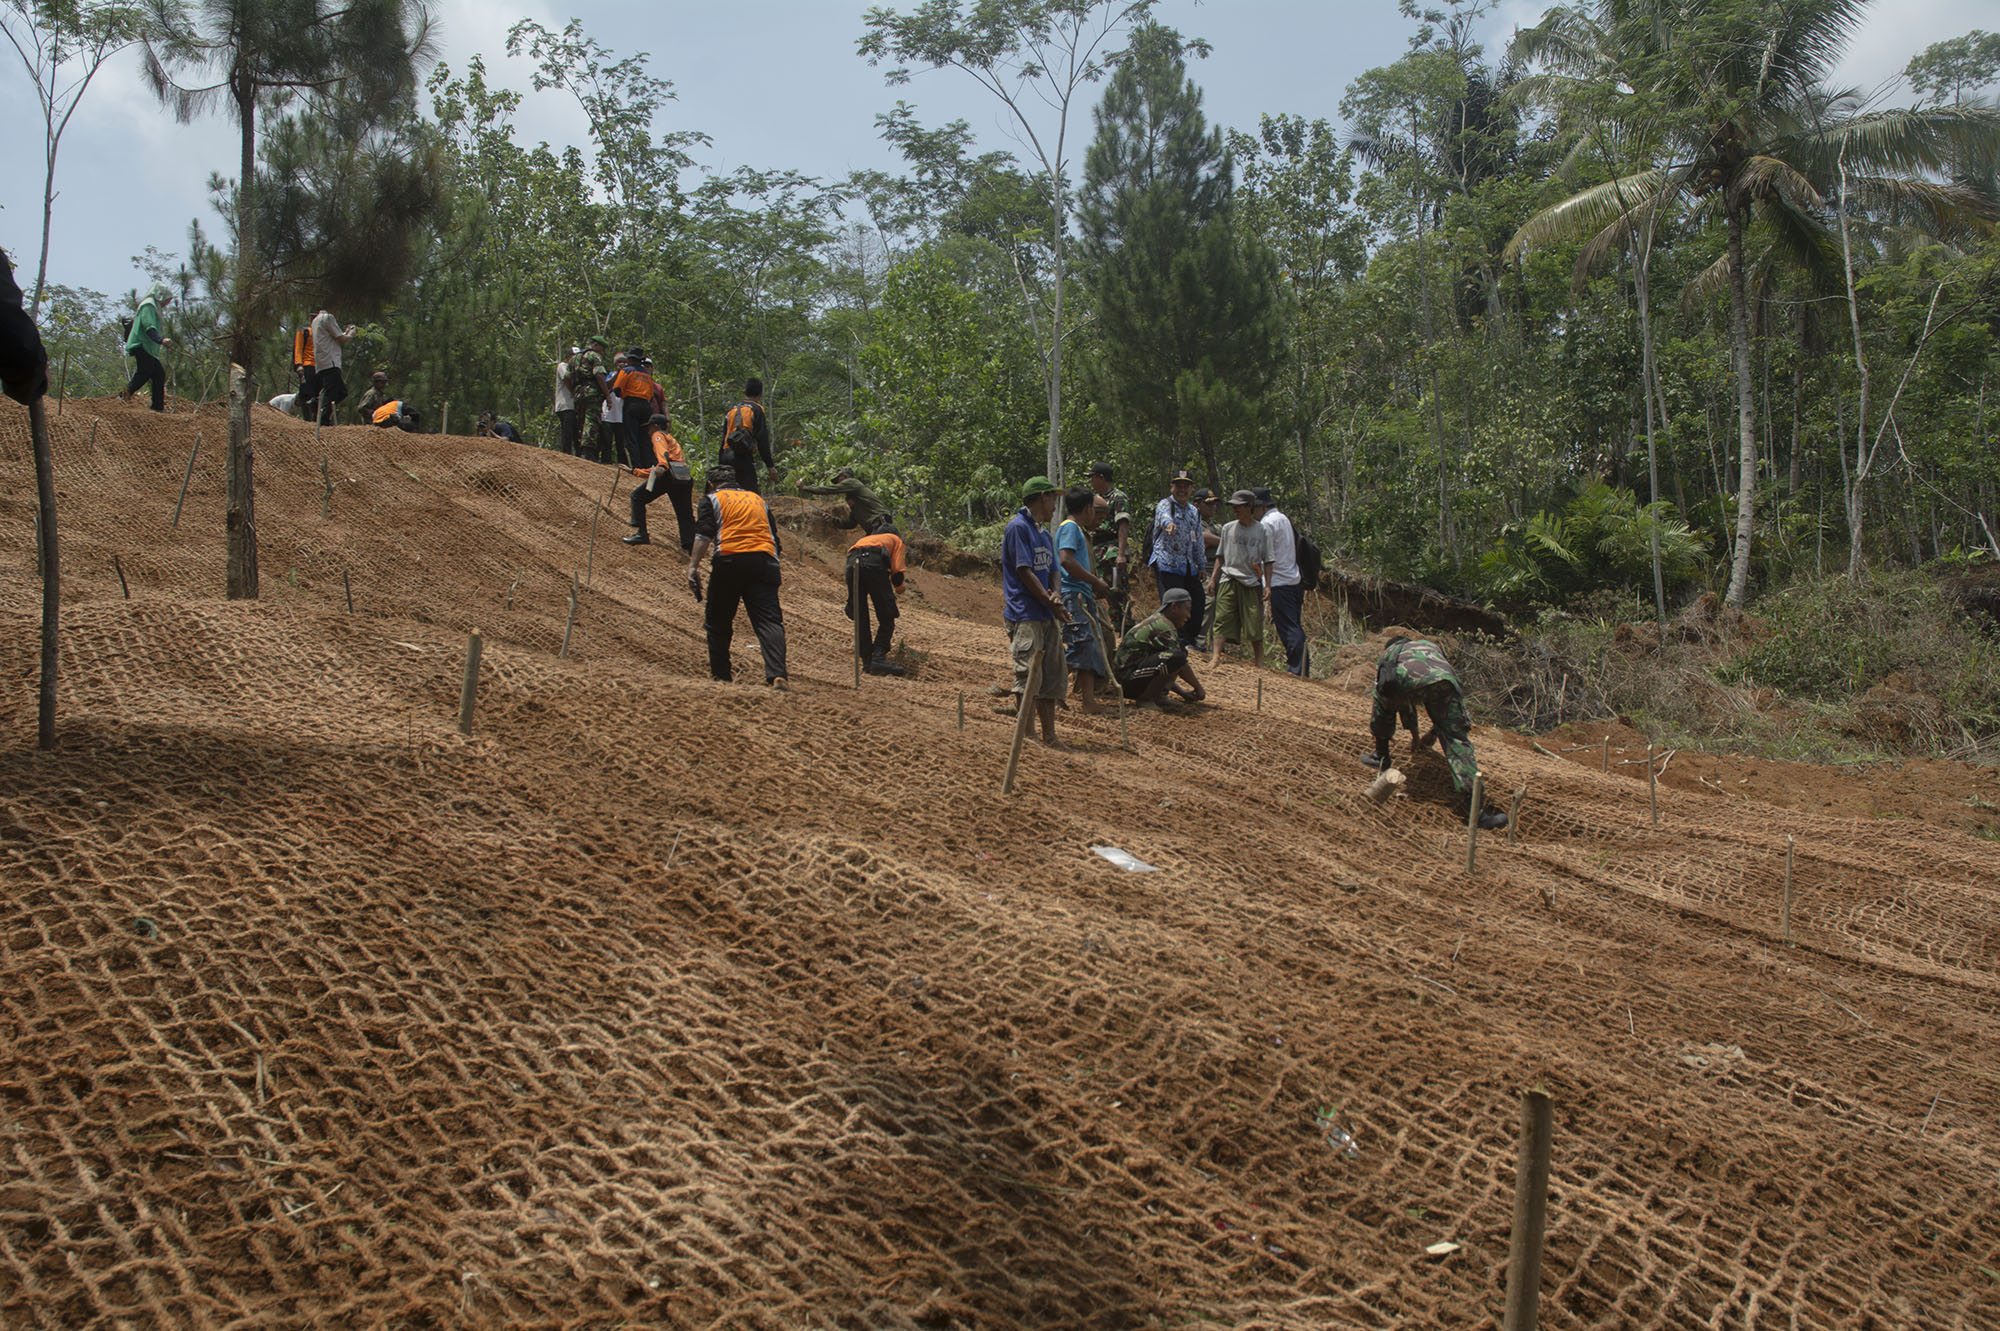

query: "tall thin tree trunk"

left=1723, top=203, right=1758, bottom=606
left=30, top=397, right=59, bottom=749
left=1046, top=189, right=1065, bottom=482
left=1635, top=240, right=1666, bottom=630
left=228, top=80, right=258, bottom=598
left=1836, top=155, right=1871, bottom=579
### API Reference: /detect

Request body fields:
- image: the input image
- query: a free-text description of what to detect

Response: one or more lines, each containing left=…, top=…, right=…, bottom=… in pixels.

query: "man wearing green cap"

left=1001, top=475, right=1072, bottom=749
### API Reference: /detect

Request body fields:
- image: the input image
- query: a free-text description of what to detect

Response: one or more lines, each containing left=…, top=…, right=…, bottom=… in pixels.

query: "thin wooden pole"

left=1118, top=681, right=1130, bottom=749
left=1601, top=735, right=1611, bottom=772
left=458, top=629, right=483, bottom=736
left=1256, top=675, right=1263, bottom=712
left=560, top=572, right=579, bottom=659
left=55, top=352, right=67, bottom=414
left=441, top=401, right=449, bottom=437
left=1465, top=771, right=1484, bottom=874
left=1002, top=623, right=1047, bottom=795
left=585, top=468, right=619, bottom=589
left=320, top=457, right=333, bottom=519
left=342, top=569, right=353, bottom=613
left=505, top=575, right=519, bottom=610
left=1506, top=785, right=1526, bottom=843
left=1502, top=1089, right=1554, bottom=1331
left=171, top=432, right=201, bottom=527
left=29, top=398, right=58, bottom=750
left=1783, top=835, right=1795, bottom=945
left=113, top=555, right=129, bottom=599
left=957, top=691, right=965, bottom=731
left=1647, top=744, right=1659, bottom=825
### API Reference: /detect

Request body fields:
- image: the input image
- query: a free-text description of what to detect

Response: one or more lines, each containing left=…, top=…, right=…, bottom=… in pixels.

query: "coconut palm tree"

left=1506, top=0, right=2000, bottom=605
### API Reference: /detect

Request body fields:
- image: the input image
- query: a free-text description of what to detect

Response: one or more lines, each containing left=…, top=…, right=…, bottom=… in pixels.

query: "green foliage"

left=1477, top=481, right=1710, bottom=605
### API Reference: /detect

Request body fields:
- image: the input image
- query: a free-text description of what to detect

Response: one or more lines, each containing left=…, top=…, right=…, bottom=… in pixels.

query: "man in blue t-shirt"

left=1056, top=486, right=1116, bottom=712
left=1000, top=475, right=1072, bottom=749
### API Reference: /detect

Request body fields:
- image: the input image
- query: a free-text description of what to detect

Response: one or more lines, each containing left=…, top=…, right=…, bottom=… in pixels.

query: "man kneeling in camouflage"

left=1363, top=634, right=1508, bottom=830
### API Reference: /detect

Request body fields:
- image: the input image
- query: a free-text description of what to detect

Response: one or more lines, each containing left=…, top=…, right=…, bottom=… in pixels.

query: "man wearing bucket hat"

left=1000, top=475, right=1072, bottom=748
left=1206, top=490, right=1272, bottom=670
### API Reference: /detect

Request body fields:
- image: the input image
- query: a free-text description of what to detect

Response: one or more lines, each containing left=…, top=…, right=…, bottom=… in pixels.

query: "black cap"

left=1170, top=469, right=1193, bottom=484
left=1193, top=487, right=1213, bottom=501
left=1251, top=486, right=1274, bottom=506
left=1089, top=462, right=1114, bottom=479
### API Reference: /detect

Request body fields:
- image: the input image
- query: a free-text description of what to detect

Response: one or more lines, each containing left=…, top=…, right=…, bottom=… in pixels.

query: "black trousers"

left=631, top=470, right=697, bottom=551
left=1270, top=583, right=1307, bottom=674
left=315, top=366, right=347, bottom=425
left=845, top=551, right=897, bottom=658
left=297, top=365, right=319, bottom=418
left=725, top=449, right=761, bottom=494
left=1153, top=570, right=1206, bottom=648
left=706, top=553, right=786, bottom=683
left=126, top=347, right=165, bottom=411
left=556, top=408, right=580, bottom=455
left=596, top=416, right=619, bottom=464
left=1118, top=650, right=1184, bottom=701
left=620, top=397, right=653, bottom=468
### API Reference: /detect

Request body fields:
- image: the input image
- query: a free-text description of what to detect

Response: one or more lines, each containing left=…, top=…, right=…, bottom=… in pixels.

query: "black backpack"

left=1295, top=529, right=1324, bottom=591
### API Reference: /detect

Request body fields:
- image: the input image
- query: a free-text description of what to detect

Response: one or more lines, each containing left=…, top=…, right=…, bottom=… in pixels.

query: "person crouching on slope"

left=624, top=413, right=696, bottom=551
left=1363, top=634, right=1507, bottom=830
left=845, top=516, right=909, bottom=677
left=687, top=472, right=788, bottom=690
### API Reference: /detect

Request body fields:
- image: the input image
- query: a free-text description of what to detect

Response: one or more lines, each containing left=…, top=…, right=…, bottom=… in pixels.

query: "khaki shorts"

left=1212, top=578, right=1264, bottom=645
left=1007, top=619, right=1065, bottom=700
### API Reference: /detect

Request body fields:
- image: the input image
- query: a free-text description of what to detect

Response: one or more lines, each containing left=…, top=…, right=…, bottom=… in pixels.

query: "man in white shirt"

left=554, top=348, right=579, bottom=455
left=1256, top=486, right=1308, bottom=675
left=309, top=308, right=354, bottom=426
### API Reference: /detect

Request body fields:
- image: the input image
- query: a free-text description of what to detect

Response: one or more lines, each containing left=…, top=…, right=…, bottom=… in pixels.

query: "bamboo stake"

left=1465, top=771, right=1484, bottom=874
left=1783, top=835, right=1795, bottom=945
left=505, top=575, right=520, bottom=610
left=29, top=398, right=58, bottom=750
left=55, top=352, right=68, bottom=414
left=171, top=433, right=201, bottom=527
left=457, top=630, right=483, bottom=736
left=957, top=691, right=965, bottom=732
left=342, top=569, right=353, bottom=613
left=1257, top=675, right=1263, bottom=712
left=1002, top=623, right=1048, bottom=795
left=559, top=572, right=579, bottom=659
left=1601, top=735, right=1611, bottom=772
left=441, top=401, right=449, bottom=437
left=319, top=457, right=332, bottom=519
left=584, top=468, right=619, bottom=589
left=113, top=555, right=129, bottom=599
left=850, top=560, right=863, bottom=689
left=88, top=419, right=96, bottom=450
left=1502, top=1090, right=1554, bottom=1331
left=1506, top=785, right=1526, bottom=843
left=1647, top=744, right=1658, bottom=826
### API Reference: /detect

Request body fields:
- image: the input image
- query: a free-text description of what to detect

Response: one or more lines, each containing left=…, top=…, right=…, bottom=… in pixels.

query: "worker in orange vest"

left=686, top=472, right=787, bottom=689
left=846, top=517, right=908, bottom=676
left=624, top=413, right=696, bottom=551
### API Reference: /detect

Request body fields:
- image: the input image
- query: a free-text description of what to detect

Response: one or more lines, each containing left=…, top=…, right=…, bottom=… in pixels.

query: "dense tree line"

left=12, top=0, right=2000, bottom=610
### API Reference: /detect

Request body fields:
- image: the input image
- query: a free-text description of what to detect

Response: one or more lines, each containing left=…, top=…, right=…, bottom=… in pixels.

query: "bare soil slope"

left=3, top=398, right=1998, bottom=1329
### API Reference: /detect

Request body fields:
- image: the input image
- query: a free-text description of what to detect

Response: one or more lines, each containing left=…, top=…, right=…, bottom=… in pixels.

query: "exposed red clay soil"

left=2, top=395, right=1997, bottom=1329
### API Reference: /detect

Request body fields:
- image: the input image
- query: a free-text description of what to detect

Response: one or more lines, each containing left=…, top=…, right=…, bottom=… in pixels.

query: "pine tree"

left=1077, top=22, right=1282, bottom=492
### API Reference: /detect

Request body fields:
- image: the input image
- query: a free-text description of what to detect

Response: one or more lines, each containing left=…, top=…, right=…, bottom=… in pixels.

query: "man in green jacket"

left=1114, top=588, right=1206, bottom=709
left=1364, top=634, right=1507, bottom=829
left=117, top=283, right=173, bottom=412
left=799, top=467, right=890, bottom=531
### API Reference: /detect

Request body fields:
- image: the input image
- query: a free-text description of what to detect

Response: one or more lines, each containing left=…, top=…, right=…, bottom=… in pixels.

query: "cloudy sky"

left=1, top=0, right=1989, bottom=304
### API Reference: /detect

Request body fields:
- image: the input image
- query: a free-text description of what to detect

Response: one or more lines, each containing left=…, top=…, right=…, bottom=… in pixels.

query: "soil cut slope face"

left=3, top=398, right=1998, bottom=1329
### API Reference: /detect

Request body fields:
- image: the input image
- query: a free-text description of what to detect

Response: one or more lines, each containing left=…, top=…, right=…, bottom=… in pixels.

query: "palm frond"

left=1504, top=169, right=1664, bottom=260
left=1735, top=153, right=1823, bottom=210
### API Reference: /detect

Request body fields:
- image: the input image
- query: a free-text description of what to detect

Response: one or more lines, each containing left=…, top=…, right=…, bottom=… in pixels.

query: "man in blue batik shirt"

left=1149, top=469, right=1207, bottom=649
left=1001, top=476, right=1073, bottom=750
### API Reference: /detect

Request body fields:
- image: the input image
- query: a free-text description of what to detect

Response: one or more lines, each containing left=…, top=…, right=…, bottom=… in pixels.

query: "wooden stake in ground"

left=29, top=397, right=59, bottom=751
left=1783, top=835, right=1795, bottom=945
left=113, top=555, right=129, bottom=599
left=1506, top=785, right=1527, bottom=843
left=55, top=352, right=67, bottom=415
left=441, top=401, right=449, bottom=437
left=1002, top=623, right=1049, bottom=795
left=320, top=458, right=333, bottom=519
left=458, top=629, right=483, bottom=736
left=225, top=364, right=257, bottom=599
left=560, top=572, right=579, bottom=659
left=505, top=575, right=519, bottom=610
left=1257, top=674, right=1263, bottom=712
left=1601, top=735, right=1611, bottom=772
left=1465, top=771, right=1485, bottom=874
left=171, top=432, right=201, bottom=528
left=1502, top=1089, right=1554, bottom=1331
left=584, top=468, right=619, bottom=589
left=342, top=569, right=353, bottom=613
left=1647, top=744, right=1659, bottom=826
left=957, top=691, right=965, bottom=731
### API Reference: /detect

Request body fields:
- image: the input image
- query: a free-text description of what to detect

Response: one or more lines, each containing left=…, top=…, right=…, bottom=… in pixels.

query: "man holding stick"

left=999, top=476, right=1071, bottom=750
left=1364, top=634, right=1507, bottom=829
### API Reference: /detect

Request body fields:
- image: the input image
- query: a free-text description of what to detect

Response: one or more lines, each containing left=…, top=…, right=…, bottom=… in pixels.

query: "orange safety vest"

left=648, top=425, right=685, bottom=468
left=372, top=399, right=403, bottom=425
left=849, top=530, right=906, bottom=577
left=293, top=328, right=314, bottom=368
left=612, top=367, right=656, bottom=401
left=711, top=488, right=776, bottom=557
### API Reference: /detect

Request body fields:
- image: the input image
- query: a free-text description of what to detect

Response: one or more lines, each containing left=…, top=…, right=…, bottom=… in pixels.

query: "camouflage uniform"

left=1092, top=485, right=1133, bottom=576
left=572, top=347, right=609, bottom=460
left=353, top=386, right=391, bottom=422
left=1370, top=637, right=1478, bottom=793
left=798, top=475, right=890, bottom=531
